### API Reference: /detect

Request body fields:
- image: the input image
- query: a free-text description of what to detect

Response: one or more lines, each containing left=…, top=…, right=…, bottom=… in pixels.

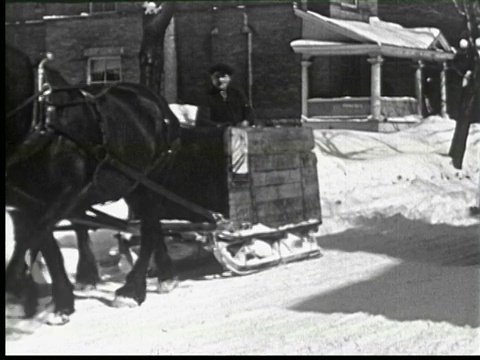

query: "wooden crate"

left=225, top=127, right=322, bottom=227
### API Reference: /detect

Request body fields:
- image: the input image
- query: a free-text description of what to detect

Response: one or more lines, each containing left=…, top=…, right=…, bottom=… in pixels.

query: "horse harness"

left=6, top=54, right=220, bottom=224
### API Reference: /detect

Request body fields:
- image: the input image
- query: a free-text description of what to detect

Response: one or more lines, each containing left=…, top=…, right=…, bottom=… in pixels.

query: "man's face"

left=211, top=72, right=231, bottom=90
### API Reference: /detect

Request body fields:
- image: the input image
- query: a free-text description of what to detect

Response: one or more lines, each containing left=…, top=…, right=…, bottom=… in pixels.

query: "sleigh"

left=56, top=125, right=323, bottom=276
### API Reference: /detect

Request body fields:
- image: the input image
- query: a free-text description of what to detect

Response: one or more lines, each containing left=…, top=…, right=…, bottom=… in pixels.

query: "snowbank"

left=314, top=116, right=480, bottom=234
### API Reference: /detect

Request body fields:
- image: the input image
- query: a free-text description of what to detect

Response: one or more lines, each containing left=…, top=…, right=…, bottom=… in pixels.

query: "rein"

left=6, top=90, right=46, bottom=120
left=7, top=54, right=220, bottom=224
left=7, top=91, right=220, bottom=224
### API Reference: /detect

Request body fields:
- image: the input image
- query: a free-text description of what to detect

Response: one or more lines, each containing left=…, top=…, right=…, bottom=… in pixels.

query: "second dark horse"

left=5, top=45, right=189, bottom=324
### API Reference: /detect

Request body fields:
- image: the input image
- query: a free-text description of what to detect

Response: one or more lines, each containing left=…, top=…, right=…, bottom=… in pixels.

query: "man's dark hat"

left=209, top=63, right=234, bottom=75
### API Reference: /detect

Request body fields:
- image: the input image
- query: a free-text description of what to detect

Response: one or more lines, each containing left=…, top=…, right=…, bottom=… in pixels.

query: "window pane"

left=105, top=59, right=121, bottom=81
left=89, top=57, right=121, bottom=84
left=90, top=59, right=106, bottom=82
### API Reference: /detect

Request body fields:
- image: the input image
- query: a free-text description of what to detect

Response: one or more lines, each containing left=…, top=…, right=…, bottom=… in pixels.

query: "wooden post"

left=301, top=59, right=312, bottom=121
left=440, top=61, right=448, bottom=118
left=415, top=60, right=424, bottom=116
left=163, top=18, right=177, bottom=103
left=368, top=55, right=383, bottom=121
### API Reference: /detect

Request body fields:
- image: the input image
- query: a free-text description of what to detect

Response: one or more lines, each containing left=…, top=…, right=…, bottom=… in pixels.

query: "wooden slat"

left=246, top=127, right=314, bottom=143
left=225, top=127, right=321, bottom=226
left=248, top=139, right=314, bottom=154
left=252, top=183, right=303, bottom=203
left=301, top=167, right=319, bottom=181
left=303, top=196, right=322, bottom=218
left=228, top=202, right=255, bottom=223
left=250, top=153, right=300, bottom=172
left=229, top=188, right=253, bottom=205
left=255, top=197, right=304, bottom=219
left=246, top=128, right=314, bottom=155
left=302, top=179, right=321, bottom=196
left=260, top=210, right=306, bottom=227
left=252, top=169, right=301, bottom=187
left=300, top=152, right=318, bottom=168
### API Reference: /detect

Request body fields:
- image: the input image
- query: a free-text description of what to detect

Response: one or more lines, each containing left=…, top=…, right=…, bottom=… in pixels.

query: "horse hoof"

left=157, top=277, right=179, bottom=294
left=46, top=312, right=70, bottom=326
left=111, top=296, right=139, bottom=308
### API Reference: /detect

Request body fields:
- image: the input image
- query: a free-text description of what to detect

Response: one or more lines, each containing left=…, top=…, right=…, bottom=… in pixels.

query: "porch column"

left=440, top=61, right=448, bottom=118
left=415, top=60, right=424, bottom=116
left=301, top=59, right=312, bottom=120
left=368, top=55, right=383, bottom=121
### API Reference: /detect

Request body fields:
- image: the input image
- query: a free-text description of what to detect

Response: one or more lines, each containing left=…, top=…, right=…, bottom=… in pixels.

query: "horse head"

left=5, top=45, right=188, bottom=323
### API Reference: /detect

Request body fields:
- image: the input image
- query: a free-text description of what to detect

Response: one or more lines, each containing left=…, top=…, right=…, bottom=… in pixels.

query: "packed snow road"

left=6, top=116, right=480, bottom=355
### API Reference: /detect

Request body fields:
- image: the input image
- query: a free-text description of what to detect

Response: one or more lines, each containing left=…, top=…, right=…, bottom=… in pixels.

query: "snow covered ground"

left=5, top=116, right=480, bottom=355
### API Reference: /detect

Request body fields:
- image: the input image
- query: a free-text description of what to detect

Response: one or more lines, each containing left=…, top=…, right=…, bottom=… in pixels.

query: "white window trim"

left=340, top=0, right=358, bottom=9
left=87, top=56, right=122, bottom=85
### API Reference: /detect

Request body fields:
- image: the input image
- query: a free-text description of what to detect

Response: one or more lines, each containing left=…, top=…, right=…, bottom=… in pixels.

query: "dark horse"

left=5, top=45, right=196, bottom=324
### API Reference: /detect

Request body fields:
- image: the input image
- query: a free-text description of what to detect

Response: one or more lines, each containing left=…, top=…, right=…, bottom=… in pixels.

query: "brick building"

left=5, top=1, right=465, bottom=124
left=5, top=1, right=303, bottom=123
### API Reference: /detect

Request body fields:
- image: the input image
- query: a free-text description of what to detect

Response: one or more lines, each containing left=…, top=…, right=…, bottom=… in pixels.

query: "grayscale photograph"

left=5, top=0, right=480, bottom=355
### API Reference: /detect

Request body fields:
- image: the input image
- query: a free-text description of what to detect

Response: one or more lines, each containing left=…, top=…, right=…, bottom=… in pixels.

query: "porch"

left=290, top=5, right=455, bottom=131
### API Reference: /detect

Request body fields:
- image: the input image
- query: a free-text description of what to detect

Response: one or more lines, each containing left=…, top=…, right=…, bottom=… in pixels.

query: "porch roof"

left=291, top=7, right=455, bottom=62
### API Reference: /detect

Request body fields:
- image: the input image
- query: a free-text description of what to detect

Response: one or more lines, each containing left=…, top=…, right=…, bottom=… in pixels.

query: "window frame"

left=87, top=56, right=122, bottom=85
left=340, top=0, right=358, bottom=9
left=89, top=2, right=116, bottom=14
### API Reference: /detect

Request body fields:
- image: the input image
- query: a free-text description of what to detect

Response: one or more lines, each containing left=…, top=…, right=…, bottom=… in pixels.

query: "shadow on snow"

left=290, top=214, right=480, bottom=328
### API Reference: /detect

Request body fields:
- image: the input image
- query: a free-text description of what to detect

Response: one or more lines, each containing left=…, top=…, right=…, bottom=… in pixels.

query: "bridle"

left=6, top=53, right=220, bottom=224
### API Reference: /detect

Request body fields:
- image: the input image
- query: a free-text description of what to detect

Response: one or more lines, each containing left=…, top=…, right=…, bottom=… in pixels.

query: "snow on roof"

left=299, top=9, right=453, bottom=53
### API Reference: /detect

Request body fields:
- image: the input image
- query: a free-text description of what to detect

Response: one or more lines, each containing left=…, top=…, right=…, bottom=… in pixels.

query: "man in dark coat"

left=195, top=63, right=254, bottom=128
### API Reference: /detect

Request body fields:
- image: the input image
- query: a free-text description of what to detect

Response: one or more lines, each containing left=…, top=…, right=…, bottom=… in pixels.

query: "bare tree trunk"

left=448, top=0, right=479, bottom=169
left=139, top=2, right=176, bottom=96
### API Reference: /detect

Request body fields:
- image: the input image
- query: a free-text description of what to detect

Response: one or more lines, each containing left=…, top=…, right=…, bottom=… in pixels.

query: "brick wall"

left=6, top=1, right=464, bottom=120
left=175, top=2, right=302, bottom=122
left=5, top=22, right=46, bottom=64
left=249, top=4, right=302, bottom=120
left=175, top=6, right=216, bottom=105
left=44, top=13, right=142, bottom=85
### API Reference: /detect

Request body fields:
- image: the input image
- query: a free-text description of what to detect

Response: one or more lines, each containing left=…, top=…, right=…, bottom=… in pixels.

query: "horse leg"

left=6, top=211, right=73, bottom=322
left=5, top=241, right=41, bottom=319
left=5, top=239, right=29, bottom=297
left=112, top=214, right=154, bottom=307
left=112, top=193, right=177, bottom=307
left=39, top=233, right=75, bottom=325
left=23, top=191, right=82, bottom=323
left=73, top=224, right=100, bottom=291
left=153, top=237, right=179, bottom=294
left=5, top=211, right=41, bottom=318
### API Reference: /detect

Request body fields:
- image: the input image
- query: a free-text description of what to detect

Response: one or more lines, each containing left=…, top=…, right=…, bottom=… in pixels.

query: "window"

left=340, top=0, right=358, bottom=8
left=87, top=57, right=122, bottom=84
left=89, top=2, right=116, bottom=14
